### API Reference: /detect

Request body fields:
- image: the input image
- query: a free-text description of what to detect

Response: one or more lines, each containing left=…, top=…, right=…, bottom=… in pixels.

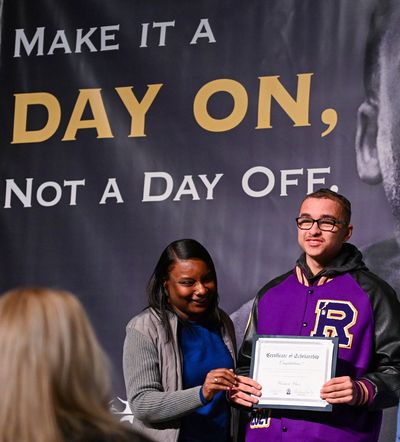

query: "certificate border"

left=249, top=335, right=338, bottom=412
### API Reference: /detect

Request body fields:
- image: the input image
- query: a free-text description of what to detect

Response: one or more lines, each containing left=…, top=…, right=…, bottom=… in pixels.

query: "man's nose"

left=309, top=221, right=322, bottom=234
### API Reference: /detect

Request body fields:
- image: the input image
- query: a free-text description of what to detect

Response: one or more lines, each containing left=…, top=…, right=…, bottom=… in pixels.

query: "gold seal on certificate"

left=250, top=335, right=338, bottom=412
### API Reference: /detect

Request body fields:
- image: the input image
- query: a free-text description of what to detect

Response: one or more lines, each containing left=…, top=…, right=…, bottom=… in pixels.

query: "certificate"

left=250, top=335, right=338, bottom=411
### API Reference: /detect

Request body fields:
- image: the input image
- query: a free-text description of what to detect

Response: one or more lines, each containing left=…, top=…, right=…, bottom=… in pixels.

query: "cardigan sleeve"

left=123, top=326, right=204, bottom=423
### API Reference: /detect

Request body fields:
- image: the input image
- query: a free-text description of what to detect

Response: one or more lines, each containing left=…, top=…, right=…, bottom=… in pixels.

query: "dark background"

left=0, top=0, right=392, bottom=410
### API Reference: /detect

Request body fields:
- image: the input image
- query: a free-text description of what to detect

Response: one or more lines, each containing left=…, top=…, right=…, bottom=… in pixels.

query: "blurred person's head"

left=0, top=287, right=130, bottom=442
left=356, top=0, right=400, bottom=240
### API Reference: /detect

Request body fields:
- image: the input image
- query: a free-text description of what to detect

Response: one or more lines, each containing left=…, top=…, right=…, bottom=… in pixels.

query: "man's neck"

left=305, top=256, right=324, bottom=276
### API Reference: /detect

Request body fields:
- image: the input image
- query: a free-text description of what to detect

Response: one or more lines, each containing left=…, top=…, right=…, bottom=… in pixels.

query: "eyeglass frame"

left=295, top=216, right=348, bottom=232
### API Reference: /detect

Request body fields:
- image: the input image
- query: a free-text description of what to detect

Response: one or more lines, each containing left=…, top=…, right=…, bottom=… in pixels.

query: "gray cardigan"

left=123, top=307, right=237, bottom=442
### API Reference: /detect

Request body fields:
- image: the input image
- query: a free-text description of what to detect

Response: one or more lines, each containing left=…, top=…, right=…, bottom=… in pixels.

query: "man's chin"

left=303, top=246, right=324, bottom=257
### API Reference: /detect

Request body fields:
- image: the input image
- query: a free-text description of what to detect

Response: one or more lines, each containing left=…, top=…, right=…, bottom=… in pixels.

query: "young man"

left=232, top=189, right=400, bottom=442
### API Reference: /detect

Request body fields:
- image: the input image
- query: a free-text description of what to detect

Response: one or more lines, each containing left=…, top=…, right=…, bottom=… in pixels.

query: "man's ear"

left=355, top=101, right=382, bottom=184
left=343, top=224, right=353, bottom=242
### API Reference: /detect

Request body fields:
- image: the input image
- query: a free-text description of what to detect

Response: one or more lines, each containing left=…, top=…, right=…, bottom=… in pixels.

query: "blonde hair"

left=0, top=287, right=128, bottom=442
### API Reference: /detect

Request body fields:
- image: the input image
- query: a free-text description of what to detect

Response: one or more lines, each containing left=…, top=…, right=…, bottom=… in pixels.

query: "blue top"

left=178, top=319, right=234, bottom=442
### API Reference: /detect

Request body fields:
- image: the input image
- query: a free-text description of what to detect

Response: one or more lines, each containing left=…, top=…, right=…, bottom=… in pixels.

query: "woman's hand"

left=202, top=368, right=238, bottom=401
left=229, top=375, right=262, bottom=408
left=320, top=376, right=357, bottom=405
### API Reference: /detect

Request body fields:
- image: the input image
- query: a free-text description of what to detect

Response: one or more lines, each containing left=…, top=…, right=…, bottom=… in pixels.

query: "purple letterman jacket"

left=236, top=244, right=400, bottom=442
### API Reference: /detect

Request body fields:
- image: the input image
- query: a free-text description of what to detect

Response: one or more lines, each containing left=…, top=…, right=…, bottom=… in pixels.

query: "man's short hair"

left=302, top=188, right=351, bottom=224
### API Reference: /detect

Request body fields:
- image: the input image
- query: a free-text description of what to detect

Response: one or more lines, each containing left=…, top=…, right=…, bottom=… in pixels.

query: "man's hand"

left=320, top=376, right=358, bottom=405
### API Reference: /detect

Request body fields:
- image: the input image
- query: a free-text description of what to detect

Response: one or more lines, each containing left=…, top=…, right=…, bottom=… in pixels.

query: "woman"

left=123, top=239, right=261, bottom=442
left=0, top=287, right=142, bottom=442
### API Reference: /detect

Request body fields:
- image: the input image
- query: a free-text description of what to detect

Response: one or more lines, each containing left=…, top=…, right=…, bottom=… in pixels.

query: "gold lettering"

left=115, top=84, right=162, bottom=137
left=256, top=73, right=313, bottom=129
left=62, top=88, right=113, bottom=141
left=193, top=79, right=248, bottom=132
left=12, top=92, right=61, bottom=144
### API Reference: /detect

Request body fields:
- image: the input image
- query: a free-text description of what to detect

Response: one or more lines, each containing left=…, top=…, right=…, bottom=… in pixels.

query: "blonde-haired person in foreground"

left=0, top=287, right=144, bottom=442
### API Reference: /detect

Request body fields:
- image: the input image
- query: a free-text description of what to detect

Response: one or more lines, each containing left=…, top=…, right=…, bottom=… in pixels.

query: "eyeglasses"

left=296, top=217, right=347, bottom=232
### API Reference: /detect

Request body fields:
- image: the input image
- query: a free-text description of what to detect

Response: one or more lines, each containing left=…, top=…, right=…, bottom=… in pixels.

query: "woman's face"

left=164, top=258, right=216, bottom=321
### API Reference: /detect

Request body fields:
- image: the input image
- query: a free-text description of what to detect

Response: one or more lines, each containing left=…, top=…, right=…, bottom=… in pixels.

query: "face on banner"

left=356, top=3, right=400, bottom=226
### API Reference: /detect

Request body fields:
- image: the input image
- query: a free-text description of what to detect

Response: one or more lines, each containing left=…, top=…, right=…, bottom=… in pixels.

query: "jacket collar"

left=296, top=243, right=367, bottom=286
